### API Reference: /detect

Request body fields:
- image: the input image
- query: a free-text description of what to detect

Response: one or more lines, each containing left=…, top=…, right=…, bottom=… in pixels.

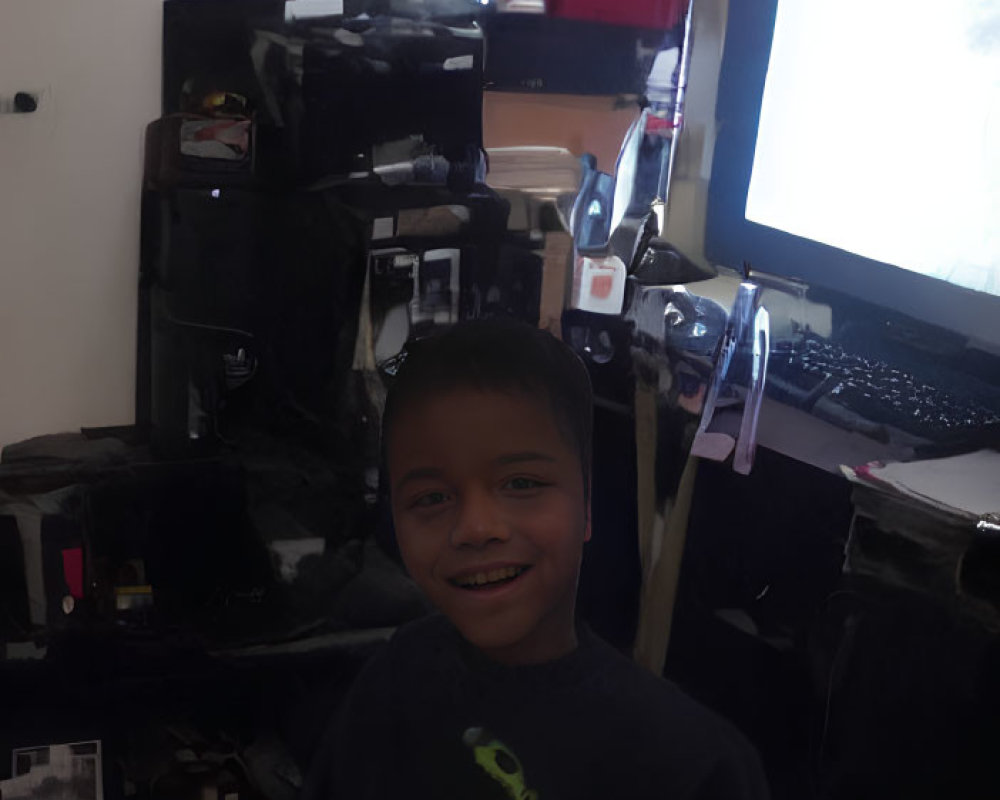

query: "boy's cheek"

left=395, top=525, right=442, bottom=580
left=395, top=511, right=447, bottom=546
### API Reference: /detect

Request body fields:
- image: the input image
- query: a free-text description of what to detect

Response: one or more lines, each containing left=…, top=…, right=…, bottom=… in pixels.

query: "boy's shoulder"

left=389, top=610, right=458, bottom=647
left=380, top=611, right=463, bottom=670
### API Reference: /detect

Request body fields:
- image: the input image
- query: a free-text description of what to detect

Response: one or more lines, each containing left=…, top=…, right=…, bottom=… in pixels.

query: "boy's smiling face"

left=387, top=387, right=591, bottom=665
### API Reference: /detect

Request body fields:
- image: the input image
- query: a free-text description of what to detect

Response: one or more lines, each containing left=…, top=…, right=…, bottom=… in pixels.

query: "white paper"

left=372, top=216, right=395, bottom=240
left=285, top=0, right=344, bottom=22
left=865, top=450, right=1000, bottom=518
left=443, top=55, right=474, bottom=71
left=573, top=256, right=626, bottom=315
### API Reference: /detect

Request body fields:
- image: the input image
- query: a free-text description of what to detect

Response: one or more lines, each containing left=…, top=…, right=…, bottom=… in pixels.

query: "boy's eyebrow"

left=495, top=451, right=557, bottom=466
left=395, top=453, right=557, bottom=491
left=395, top=467, right=445, bottom=492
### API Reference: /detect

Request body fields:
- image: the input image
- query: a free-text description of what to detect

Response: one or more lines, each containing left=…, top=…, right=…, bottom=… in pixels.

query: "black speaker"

left=0, top=516, right=30, bottom=640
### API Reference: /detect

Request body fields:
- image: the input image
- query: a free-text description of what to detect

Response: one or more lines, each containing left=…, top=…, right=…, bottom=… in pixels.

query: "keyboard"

left=768, top=336, right=1000, bottom=441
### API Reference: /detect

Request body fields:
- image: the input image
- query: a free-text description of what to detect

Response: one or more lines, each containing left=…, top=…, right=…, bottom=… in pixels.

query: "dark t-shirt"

left=308, top=614, right=769, bottom=800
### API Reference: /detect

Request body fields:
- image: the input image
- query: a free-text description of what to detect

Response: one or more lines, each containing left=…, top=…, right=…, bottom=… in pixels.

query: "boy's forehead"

left=386, top=385, right=569, bottom=456
left=394, top=384, right=553, bottom=427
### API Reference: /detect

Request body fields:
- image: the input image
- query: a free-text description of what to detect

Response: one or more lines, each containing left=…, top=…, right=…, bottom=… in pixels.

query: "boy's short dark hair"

left=381, top=317, right=593, bottom=499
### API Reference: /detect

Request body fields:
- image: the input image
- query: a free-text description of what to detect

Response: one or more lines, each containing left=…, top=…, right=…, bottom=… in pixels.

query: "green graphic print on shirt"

left=462, top=727, right=539, bottom=800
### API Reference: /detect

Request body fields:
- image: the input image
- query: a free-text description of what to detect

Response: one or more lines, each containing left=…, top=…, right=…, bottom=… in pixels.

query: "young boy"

left=311, top=317, right=769, bottom=799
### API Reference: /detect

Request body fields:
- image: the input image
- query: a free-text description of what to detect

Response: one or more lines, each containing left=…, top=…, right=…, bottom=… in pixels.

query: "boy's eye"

left=503, top=477, right=546, bottom=491
left=412, top=491, right=449, bottom=508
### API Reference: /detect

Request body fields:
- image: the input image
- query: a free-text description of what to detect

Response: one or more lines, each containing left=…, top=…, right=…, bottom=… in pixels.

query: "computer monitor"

left=705, top=0, right=1000, bottom=353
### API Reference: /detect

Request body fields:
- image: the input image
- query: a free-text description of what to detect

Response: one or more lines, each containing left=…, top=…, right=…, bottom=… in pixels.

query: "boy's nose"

left=450, top=489, right=509, bottom=548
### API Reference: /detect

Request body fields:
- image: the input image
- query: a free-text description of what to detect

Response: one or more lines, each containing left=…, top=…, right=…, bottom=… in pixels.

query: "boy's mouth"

left=450, top=565, right=530, bottom=590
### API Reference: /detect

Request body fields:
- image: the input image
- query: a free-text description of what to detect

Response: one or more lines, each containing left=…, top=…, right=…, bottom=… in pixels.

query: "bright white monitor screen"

left=746, top=0, right=1000, bottom=298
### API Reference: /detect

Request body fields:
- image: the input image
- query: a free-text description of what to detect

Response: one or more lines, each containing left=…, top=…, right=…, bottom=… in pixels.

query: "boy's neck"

left=467, top=602, right=583, bottom=667
left=479, top=628, right=580, bottom=667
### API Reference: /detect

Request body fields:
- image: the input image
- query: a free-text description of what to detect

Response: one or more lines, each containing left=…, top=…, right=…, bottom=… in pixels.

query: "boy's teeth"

left=457, top=566, right=523, bottom=587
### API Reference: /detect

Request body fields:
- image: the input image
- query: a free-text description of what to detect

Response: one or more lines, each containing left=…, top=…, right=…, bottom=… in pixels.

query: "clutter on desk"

left=841, top=448, right=1000, bottom=522
left=0, top=435, right=433, bottom=656
left=842, top=450, right=1000, bottom=632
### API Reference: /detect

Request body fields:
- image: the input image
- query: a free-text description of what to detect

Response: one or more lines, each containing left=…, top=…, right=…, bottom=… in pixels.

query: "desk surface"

left=757, top=396, right=915, bottom=475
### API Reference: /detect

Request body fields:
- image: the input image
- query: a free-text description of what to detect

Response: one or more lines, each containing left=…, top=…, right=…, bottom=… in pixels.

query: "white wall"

left=0, top=0, right=162, bottom=450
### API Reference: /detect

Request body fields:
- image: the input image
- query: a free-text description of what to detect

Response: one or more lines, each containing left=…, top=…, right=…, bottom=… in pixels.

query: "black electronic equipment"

left=0, top=516, right=30, bottom=640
